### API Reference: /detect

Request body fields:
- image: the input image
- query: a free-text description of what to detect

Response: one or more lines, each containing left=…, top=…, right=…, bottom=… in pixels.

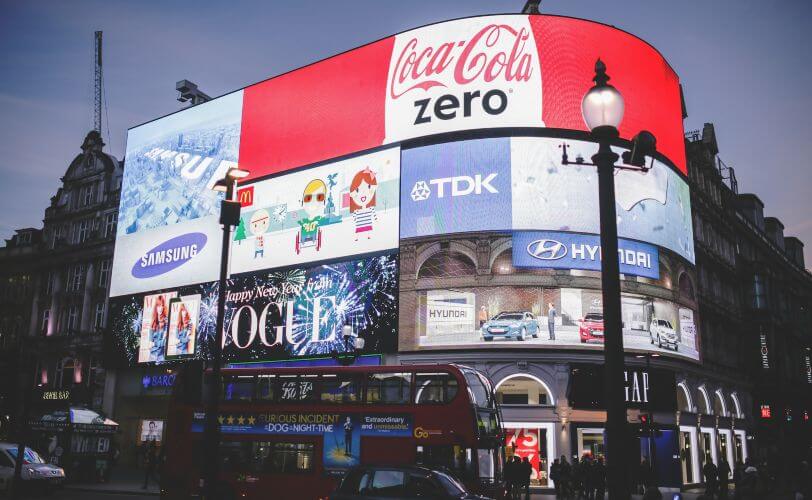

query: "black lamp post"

left=561, top=59, right=657, bottom=499
left=202, top=166, right=248, bottom=500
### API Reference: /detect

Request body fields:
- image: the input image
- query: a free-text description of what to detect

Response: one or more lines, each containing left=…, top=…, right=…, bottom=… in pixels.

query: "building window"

left=70, top=265, right=85, bottom=292
left=67, top=306, right=80, bottom=333
left=752, top=274, right=767, bottom=309
left=104, top=212, right=117, bottom=238
left=41, top=309, right=50, bottom=336
left=94, top=302, right=105, bottom=329
left=97, top=260, right=110, bottom=288
left=495, top=375, right=552, bottom=406
left=81, top=184, right=94, bottom=206
left=56, top=358, right=75, bottom=389
left=76, top=219, right=92, bottom=244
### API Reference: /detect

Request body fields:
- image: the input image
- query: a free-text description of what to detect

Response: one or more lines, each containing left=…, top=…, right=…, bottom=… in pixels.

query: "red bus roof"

left=215, top=363, right=469, bottom=378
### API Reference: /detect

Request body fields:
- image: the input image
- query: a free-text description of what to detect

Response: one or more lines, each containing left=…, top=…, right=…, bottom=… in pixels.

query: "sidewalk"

left=64, top=467, right=159, bottom=496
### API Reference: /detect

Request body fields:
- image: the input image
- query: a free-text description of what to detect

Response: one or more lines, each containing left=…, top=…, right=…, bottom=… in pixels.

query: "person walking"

left=551, top=458, right=562, bottom=498
left=559, top=455, right=572, bottom=499
left=521, top=457, right=532, bottom=500
left=141, top=441, right=158, bottom=490
left=478, top=306, right=489, bottom=328
left=506, top=455, right=521, bottom=499
left=593, top=457, right=606, bottom=500
left=703, top=457, right=719, bottom=499
left=717, top=457, right=731, bottom=498
left=547, top=303, right=557, bottom=340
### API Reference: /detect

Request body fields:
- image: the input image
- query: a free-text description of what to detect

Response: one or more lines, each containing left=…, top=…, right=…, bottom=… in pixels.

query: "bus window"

left=366, top=372, right=411, bottom=404
left=416, top=445, right=475, bottom=481
left=461, top=369, right=492, bottom=408
left=268, top=442, right=314, bottom=473
left=477, top=449, right=495, bottom=483
left=256, top=375, right=276, bottom=401
left=219, top=442, right=252, bottom=472
left=369, top=470, right=407, bottom=496
left=476, top=409, right=500, bottom=437
left=414, top=373, right=458, bottom=404
left=278, top=376, right=316, bottom=402
left=320, top=374, right=360, bottom=403
left=223, top=376, right=255, bottom=401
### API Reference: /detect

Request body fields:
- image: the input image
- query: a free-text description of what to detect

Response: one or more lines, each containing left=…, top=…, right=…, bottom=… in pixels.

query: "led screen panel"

left=108, top=253, right=399, bottom=366
left=230, top=147, right=400, bottom=275
left=399, top=285, right=699, bottom=361
left=400, top=136, right=694, bottom=263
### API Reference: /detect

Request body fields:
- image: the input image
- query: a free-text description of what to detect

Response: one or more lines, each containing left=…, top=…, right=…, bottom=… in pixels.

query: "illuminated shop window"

left=418, top=251, right=476, bottom=279
left=495, top=375, right=553, bottom=406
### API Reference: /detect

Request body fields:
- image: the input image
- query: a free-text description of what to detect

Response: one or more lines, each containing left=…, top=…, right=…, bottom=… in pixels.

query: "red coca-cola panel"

left=238, top=15, right=685, bottom=180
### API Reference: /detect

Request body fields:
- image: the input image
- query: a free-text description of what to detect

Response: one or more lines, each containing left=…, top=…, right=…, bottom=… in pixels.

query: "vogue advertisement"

left=222, top=252, right=399, bottom=363
left=230, top=147, right=400, bottom=275
left=402, top=285, right=699, bottom=361
left=108, top=253, right=398, bottom=366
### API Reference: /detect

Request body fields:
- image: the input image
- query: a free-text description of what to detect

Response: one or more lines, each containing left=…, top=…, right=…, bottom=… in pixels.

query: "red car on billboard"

left=579, top=313, right=604, bottom=343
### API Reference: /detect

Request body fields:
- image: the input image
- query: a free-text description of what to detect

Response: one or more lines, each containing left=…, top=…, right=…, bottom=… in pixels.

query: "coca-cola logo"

left=390, top=24, right=534, bottom=99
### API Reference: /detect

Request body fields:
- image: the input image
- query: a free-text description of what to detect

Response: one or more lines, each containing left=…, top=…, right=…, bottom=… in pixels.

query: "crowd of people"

left=504, top=455, right=533, bottom=499
left=548, top=454, right=607, bottom=499
left=699, top=456, right=812, bottom=500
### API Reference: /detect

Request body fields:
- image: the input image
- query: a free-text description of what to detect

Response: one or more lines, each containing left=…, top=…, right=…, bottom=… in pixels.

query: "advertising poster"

left=506, top=428, right=543, bottom=486
left=399, top=136, right=694, bottom=263
left=403, top=285, right=699, bottom=360
left=140, top=419, right=164, bottom=443
left=166, top=294, right=201, bottom=359
left=400, top=137, right=512, bottom=238
left=323, top=415, right=361, bottom=471
left=510, top=137, right=694, bottom=263
left=223, top=253, right=399, bottom=363
left=230, top=147, right=400, bottom=275
left=512, top=230, right=660, bottom=279
left=138, top=291, right=177, bottom=363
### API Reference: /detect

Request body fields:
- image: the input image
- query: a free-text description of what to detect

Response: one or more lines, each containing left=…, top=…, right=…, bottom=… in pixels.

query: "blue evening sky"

left=1, top=0, right=810, bottom=265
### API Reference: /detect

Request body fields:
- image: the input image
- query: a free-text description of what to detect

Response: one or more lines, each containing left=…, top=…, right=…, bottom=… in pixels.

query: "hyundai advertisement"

left=400, top=285, right=699, bottom=361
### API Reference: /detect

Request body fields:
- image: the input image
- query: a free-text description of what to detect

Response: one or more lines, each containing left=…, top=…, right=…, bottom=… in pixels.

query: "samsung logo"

left=526, top=239, right=567, bottom=260
left=131, top=232, right=207, bottom=279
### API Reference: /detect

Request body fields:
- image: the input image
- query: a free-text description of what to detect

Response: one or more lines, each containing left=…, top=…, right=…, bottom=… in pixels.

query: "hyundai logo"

left=526, top=239, right=567, bottom=260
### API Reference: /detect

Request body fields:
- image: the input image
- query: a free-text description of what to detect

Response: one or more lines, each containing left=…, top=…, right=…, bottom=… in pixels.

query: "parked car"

left=650, top=317, right=679, bottom=350
left=481, top=312, right=539, bottom=341
left=329, top=465, right=494, bottom=499
left=0, top=442, right=65, bottom=493
left=578, top=313, right=605, bottom=343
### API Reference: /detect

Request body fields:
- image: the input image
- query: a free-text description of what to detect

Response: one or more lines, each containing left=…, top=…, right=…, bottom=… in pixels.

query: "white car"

left=649, top=318, right=679, bottom=351
left=0, top=442, right=65, bottom=493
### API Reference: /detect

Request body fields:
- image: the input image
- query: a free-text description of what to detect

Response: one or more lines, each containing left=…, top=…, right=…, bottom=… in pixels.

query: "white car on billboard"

left=649, top=318, right=679, bottom=351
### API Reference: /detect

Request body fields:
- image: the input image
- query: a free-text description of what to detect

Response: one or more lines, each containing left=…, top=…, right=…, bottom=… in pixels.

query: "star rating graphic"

left=247, top=416, right=256, bottom=425
left=217, top=414, right=256, bottom=427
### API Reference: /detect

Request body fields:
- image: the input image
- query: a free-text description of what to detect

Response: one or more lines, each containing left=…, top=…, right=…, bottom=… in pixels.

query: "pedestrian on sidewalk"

left=559, top=455, right=572, bottom=499
left=551, top=458, right=562, bottom=498
left=547, top=303, right=556, bottom=340
left=703, top=457, right=718, bottom=499
left=521, top=457, right=532, bottom=500
left=592, top=456, right=606, bottom=500
left=717, top=457, right=731, bottom=498
left=141, top=441, right=158, bottom=490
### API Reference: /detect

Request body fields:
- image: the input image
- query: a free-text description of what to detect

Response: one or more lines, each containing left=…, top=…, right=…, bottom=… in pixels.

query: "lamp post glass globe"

left=582, top=83, right=624, bottom=131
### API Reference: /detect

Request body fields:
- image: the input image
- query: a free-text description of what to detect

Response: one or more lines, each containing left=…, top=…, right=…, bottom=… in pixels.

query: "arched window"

left=495, top=374, right=553, bottom=406
left=678, top=273, right=695, bottom=300
left=491, top=250, right=514, bottom=275
left=730, top=393, right=743, bottom=419
left=714, top=390, right=728, bottom=417
left=697, top=386, right=711, bottom=415
left=418, top=251, right=476, bottom=279
left=56, top=358, right=75, bottom=389
left=677, top=382, right=694, bottom=412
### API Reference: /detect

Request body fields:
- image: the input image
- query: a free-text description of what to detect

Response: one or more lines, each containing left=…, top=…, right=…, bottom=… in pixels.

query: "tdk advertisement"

left=512, top=231, right=660, bottom=279
left=400, top=137, right=512, bottom=238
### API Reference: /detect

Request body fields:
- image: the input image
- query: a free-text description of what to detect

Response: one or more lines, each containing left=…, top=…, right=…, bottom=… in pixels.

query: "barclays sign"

left=513, top=231, right=659, bottom=279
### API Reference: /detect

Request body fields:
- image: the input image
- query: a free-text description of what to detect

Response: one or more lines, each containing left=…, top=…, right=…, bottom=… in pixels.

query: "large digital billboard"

left=230, top=147, right=400, bottom=275
left=400, top=285, right=699, bottom=361
left=400, top=136, right=694, bottom=263
left=108, top=253, right=399, bottom=366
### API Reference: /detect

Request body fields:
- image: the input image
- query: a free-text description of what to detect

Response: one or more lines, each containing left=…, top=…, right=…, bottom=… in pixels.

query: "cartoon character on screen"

left=149, top=295, right=169, bottom=362
left=249, top=209, right=270, bottom=259
left=295, top=179, right=326, bottom=254
left=348, top=167, right=378, bottom=241
left=174, top=303, right=193, bottom=355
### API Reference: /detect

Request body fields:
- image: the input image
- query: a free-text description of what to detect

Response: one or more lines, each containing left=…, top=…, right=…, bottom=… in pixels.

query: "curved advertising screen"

left=108, top=14, right=697, bottom=366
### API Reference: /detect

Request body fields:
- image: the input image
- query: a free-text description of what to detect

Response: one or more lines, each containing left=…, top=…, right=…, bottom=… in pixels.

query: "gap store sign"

left=512, top=230, right=659, bottom=279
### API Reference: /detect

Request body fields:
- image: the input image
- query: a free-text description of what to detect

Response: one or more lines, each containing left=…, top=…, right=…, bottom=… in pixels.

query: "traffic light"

left=639, top=413, right=652, bottom=436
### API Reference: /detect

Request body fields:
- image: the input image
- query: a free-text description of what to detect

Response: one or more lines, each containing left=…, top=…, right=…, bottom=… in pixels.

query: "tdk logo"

left=410, top=173, right=498, bottom=202
left=526, top=239, right=567, bottom=260
left=131, top=232, right=207, bottom=279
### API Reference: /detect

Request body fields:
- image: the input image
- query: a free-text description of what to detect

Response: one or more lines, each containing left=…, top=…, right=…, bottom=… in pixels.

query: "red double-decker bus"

left=162, top=364, right=505, bottom=499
